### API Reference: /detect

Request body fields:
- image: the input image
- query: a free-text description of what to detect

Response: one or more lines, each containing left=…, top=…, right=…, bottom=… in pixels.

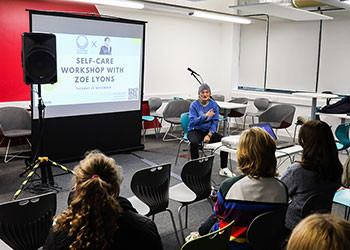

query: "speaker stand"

left=14, top=84, right=74, bottom=200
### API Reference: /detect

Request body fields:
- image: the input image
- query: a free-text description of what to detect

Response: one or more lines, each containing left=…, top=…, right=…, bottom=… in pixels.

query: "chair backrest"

left=181, top=155, right=215, bottom=202
left=335, top=123, right=350, bottom=148
left=228, top=98, right=248, bottom=117
left=247, top=205, right=288, bottom=250
left=211, top=94, right=225, bottom=102
left=148, top=97, right=162, bottom=113
left=130, top=163, right=171, bottom=216
left=259, top=105, right=296, bottom=129
left=180, top=112, right=190, bottom=140
left=254, top=98, right=270, bottom=112
left=180, top=220, right=235, bottom=250
left=0, top=192, right=57, bottom=250
left=163, top=100, right=191, bottom=120
left=0, top=107, right=31, bottom=134
left=301, top=191, right=335, bottom=218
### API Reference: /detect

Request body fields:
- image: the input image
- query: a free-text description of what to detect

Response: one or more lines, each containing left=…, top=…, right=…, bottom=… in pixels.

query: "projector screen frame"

left=28, top=9, right=146, bottom=162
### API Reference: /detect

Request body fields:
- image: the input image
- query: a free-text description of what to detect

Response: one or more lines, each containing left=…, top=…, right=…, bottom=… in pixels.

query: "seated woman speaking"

left=194, top=127, right=288, bottom=249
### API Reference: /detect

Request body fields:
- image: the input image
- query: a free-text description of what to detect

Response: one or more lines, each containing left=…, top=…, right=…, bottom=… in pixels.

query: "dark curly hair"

left=54, top=151, right=123, bottom=249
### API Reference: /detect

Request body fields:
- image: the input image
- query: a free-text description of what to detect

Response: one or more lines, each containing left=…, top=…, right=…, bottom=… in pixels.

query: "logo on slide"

left=76, top=35, right=89, bottom=50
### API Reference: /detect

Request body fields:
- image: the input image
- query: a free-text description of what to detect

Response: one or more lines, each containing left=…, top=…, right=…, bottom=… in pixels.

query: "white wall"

left=96, top=5, right=241, bottom=101
left=239, top=13, right=350, bottom=95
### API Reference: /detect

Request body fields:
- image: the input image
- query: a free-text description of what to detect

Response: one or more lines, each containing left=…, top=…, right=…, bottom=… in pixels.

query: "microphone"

left=187, top=67, right=200, bottom=76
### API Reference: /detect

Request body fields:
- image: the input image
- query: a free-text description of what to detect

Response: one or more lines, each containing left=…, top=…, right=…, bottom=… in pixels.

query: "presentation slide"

left=31, top=13, right=145, bottom=119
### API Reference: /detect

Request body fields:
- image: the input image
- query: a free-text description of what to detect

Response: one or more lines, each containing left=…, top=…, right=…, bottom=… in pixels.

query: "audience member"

left=188, top=83, right=230, bottom=177
left=287, top=213, right=350, bottom=250
left=190, top=127, right=288, bottom=249
left=281, top=120, right=342, bottom=231
left=44, top=151, right=163, bottom=250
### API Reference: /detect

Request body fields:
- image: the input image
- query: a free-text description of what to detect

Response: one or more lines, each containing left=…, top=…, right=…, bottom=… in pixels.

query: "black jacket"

left=43, top=196, right=163, bottom=250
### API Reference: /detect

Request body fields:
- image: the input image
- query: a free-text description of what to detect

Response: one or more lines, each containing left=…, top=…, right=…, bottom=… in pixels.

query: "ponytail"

left=54, top=151, right=123, bottom=250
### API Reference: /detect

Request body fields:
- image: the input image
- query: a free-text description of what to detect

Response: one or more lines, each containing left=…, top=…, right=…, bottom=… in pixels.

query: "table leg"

left=223, top=109, right=228, bottom=136
left=311, top=97, right=317, bottom=120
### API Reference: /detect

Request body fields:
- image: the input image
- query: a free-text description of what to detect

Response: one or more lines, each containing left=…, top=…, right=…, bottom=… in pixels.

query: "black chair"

left=169, top=155, right=215, bottom=243
left=0, top=192, right=57, bottom=250
left=301, top=191, right=336, bottom=218
left=180, top=220, right=234, bottom=250
left=128, top=163, right=180, bottom=245
left=247, top=205, right=288, bottom=250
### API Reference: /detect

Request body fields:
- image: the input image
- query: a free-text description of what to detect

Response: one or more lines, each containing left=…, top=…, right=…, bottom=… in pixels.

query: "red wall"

left=0, top=0, right=98, bottom=103
left=0, top=0, right=98, bottom=148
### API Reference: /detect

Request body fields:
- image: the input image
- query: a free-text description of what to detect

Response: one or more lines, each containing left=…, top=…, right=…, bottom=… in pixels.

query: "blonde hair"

left=287, top=213, right=350, bottom=250
left=54, top=150, right=123, bottom=250
left=237, top=127, right=277, bottom=178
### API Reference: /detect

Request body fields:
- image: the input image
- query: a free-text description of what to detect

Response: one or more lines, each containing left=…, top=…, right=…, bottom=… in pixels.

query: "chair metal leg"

left=177, top=205, right=186, bottom=243
left=25, top=137, right=32, bottom=147
left=2, top=137, right=31, bottom=163
left=175, top=139, right=184, bottom=165
left=243, top=114, right=247, bottom=129
left=4, top=138, right=12, bottom=163
left=293, top=123, right=298, bottom=143
left=163, top=124, right=180, bottom=141
left=153, top=119, right=158, bottom=139
left=142, top=121, right=146, bottom=142
left=166, top=208, right=181, bottom=247
left=285, top=128, right=293, bottom=139
left=185, top=205, right=188, bottom=229
left=157, top=117, right=163, bottom=136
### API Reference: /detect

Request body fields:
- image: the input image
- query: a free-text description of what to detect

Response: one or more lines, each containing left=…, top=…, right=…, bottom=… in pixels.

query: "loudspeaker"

left=22, top=32, right=57, bottom=85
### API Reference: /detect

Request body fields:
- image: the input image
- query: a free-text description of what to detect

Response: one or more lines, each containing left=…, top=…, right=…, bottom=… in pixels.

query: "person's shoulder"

left=43, top=227, right=73, bottom=250
left=209, top=99, right=218, bottom=106
left=286, top=162, right=303, bottom=173
left=117, top=197, right=157, bottom=230
left=190, top=99, right=200, bottom=108
left=220, top=175, right=245, bottom=195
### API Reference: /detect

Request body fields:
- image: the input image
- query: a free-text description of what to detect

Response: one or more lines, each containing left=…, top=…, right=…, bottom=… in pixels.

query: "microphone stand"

left=191, top=72, right=203, bottom=86
left=188, top=70, right=215, bottom=101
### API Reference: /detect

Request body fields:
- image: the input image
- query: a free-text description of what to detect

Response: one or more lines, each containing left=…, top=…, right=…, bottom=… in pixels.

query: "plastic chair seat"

left=150, top=111, right=163, bottom=118
left=245, top=111, right=263, bottom=117
left=268, top=122, right=282, bottom=128
left=333, top=189, right=350, bottom=207
left=165, top=117, right=181, bottom=124
left=128, top=196, right=151, bottom=216
left=3, top=129, right=31, bottom=138
left=169, top=183, right=196, bottom=203
left=333, top=189, right=350, bottom=220
left=335, top=123, right=350, bottom=154
left=142, top=116, right=155, bottom=122
left=336, top=142, right=347, bottom=151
